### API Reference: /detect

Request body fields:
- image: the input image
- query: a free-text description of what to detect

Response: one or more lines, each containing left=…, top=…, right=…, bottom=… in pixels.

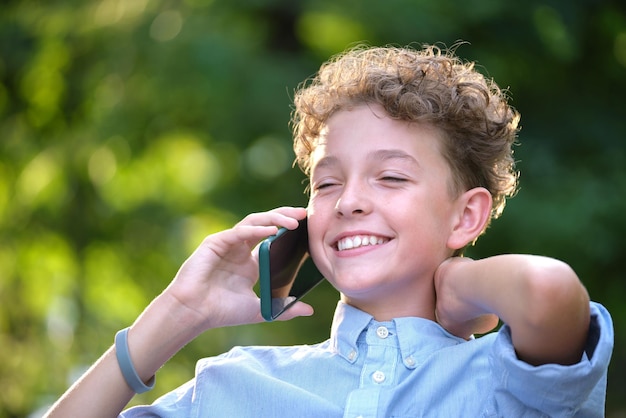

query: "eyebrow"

left=370, top=149, right=420, bottom=167
left=312, top=149, right=421, bottom=171
left=313, top=155, right=339, bottom=170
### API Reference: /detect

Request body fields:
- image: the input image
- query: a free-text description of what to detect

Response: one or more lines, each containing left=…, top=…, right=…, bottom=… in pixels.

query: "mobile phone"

left=259, top=218, right=324, bottom=321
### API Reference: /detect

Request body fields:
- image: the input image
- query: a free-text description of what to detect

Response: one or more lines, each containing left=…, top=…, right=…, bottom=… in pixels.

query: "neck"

left=340, top=281, right=437, bottom=322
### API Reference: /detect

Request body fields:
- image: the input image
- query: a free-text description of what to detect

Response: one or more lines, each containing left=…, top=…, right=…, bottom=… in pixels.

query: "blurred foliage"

left=1, top=0, right=625, bottom=416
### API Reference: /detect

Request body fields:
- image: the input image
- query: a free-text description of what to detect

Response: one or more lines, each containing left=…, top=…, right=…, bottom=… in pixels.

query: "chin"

left=331, top=276, right=388, bottom=297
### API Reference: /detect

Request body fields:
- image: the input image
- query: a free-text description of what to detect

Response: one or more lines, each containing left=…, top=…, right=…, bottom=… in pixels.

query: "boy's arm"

left=42, top=294, right=204, bottom=418
left=44, top=207, right=313, bottom=418
left=434, top=254, right=590, bottom=366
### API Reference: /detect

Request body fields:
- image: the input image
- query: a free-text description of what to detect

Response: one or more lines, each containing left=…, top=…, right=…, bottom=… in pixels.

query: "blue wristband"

left=115, top=327, right=156, bottom=394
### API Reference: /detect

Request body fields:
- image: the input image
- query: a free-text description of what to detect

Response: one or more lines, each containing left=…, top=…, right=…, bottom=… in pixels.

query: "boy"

left=45, top=45, right=613, bottom=417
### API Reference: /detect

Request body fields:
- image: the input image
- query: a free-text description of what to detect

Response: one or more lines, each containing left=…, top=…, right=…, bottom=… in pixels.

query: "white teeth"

left=337, top=235, right=385, bottom=251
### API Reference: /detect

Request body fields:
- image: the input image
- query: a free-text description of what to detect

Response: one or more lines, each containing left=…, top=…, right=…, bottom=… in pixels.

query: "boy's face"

left=306, top=104, right=463, bottom=317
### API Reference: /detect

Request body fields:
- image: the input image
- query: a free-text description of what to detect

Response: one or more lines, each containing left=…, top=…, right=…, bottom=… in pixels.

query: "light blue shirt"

left=121, top=301, right=613, bottom=417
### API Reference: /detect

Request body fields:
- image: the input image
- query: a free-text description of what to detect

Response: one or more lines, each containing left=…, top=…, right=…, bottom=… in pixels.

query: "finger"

left=233, top=208, right=307, bottom=253
left=238, top=207, right=307, bottom=229
left=269, top=206, right=308, bottom=221
left=273, top=302, right=314, bottom=321
left=205, top=225, right=279, bottom=259
left=241, top=302, right=313, bottom=325
left=214, top=225, right=277, bottom=245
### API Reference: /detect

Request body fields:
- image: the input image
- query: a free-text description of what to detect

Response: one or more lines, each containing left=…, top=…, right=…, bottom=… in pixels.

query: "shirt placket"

left=343, top=324, right=398, bottom=418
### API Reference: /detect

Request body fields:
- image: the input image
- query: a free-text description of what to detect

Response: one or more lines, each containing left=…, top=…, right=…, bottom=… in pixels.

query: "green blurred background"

left=1, top=0, right=625, bottom=416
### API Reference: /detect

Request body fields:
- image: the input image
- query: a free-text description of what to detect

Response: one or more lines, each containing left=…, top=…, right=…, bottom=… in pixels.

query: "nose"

left=334, top=180, right=372, bottom=217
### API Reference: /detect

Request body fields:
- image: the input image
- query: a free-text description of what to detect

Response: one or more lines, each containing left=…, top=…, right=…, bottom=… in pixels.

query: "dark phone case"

left=259, top=219, right=324, bottom=321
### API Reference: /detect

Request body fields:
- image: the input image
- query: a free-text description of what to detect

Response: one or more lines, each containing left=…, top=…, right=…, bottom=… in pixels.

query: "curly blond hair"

left=292, top=45, right=520, bottom=225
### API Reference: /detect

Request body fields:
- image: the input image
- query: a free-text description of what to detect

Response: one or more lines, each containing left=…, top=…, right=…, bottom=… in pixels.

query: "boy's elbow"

left=513, top=257, right=591, bottom=365
left=524, top=257, right=590, bottom=331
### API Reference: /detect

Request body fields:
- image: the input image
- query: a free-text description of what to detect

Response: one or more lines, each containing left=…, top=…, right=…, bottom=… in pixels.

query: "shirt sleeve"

left=490, top=302, right=613, bottom=417
left=119, top=379, right=197, bottom=418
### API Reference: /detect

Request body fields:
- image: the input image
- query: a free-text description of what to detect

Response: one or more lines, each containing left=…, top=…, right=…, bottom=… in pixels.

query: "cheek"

left=306, top=215, right=323, bottom=250
left=306, top=197, right=326, bottom=240
left=308, top=239, right=332, bottom=283
left=305, top=212, right=329, bottom=269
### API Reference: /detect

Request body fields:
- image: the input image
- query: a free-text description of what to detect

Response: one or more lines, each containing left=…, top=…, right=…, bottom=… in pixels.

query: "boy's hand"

left=43, top=208, right=314, bottom=418
left=433, top=257, right=499, bottom=339
left=163, top=206, right=313, bottom=332
left=433, top=254, right=590, bottom=365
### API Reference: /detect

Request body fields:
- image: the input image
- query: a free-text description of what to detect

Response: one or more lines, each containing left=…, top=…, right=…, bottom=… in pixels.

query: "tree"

left=0, top=0, right=624, bottom=416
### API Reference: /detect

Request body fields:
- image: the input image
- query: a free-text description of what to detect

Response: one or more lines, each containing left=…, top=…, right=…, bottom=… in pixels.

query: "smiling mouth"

left=336, top=235, right=388, bottom=251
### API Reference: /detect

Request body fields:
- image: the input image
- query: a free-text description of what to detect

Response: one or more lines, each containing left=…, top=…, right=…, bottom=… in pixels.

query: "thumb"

left=274, top=302, right=315, bottom=321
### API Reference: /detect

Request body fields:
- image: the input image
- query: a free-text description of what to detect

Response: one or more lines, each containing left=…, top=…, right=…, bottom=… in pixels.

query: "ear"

left=447, top=187, right=492, bottom=251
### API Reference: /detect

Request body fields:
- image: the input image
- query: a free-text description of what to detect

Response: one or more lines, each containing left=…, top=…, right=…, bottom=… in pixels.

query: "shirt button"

left=376, top=326, right=389, bottom=339
left=372, top=370, right=386, bottom=384
left=404, top=356, right=415, bottom=367
left=348, top=350, right=357, bottom=361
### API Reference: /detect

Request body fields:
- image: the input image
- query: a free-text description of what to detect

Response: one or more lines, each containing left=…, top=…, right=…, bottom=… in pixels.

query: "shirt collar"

left=329, top=301, right=467, bottom=367
left=330, top=301, right=373, bottom=363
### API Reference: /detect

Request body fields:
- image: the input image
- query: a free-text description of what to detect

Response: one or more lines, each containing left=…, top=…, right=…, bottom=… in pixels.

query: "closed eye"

left=380, top=176, right=408, bottom=182
left=314, top=181, right=340, bottom=191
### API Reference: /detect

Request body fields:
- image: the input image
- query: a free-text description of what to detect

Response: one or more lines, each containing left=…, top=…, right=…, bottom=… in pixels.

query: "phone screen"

left=259, top=218, right=324, bottom=321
